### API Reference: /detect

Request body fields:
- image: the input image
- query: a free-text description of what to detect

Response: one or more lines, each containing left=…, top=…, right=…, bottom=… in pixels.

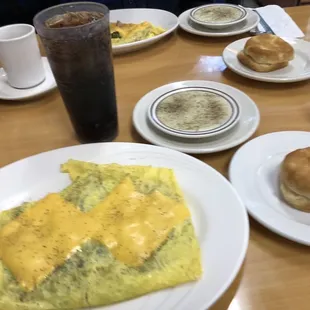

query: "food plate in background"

left=223, top=37, right=310, bottom=83
left=110, top=9, right=179, bottom=54
left=179, top=9, right=259, bottom=37
left=229, top=131, right=310, bottom=246
left=133, top=80, right=260, bottom=154
left=0, top=142, right=249, bottom=310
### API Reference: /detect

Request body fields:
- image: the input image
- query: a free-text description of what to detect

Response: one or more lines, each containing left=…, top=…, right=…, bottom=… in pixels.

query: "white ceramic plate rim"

left=229, top=131, right=310, bottom=245
left=189, top=4, right=248, bottom=27
left=223, top=37, right=310, bottom=83
left=0, top=57, right=57, bottom=101
left=147, top=86, right=241, bottom=139
left=133, top=80, right=260, bottom=154
left=179, top=9, right=259, bottom=37
left=0, top=142, right=249, bottom=310
left=111, top=9, right=179, bottom=51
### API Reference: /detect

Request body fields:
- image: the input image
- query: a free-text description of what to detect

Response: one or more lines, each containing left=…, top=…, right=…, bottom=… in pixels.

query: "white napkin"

left=255, top=5, right=304, bottom=38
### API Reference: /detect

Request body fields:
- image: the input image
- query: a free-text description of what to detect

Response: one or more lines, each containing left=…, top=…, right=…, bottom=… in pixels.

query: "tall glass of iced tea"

left=34, top=2, right=118, bottom=143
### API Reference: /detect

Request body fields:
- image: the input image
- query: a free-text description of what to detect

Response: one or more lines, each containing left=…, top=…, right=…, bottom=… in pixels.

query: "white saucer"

left=229, top=131, right=310, bottom=246
left=133, top=80, right=260, bottom=154
left=223, top=37, right=310, bottom=83
left=179, top=9, right=259, bottom=37
left=0, top=57, right=56, bottom=101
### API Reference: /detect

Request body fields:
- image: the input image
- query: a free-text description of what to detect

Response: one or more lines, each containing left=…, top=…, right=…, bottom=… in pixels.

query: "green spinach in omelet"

left=0, top=162, right=202, bottom=310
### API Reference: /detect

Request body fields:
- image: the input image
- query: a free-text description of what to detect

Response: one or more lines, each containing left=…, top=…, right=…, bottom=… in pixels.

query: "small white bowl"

left=147, top=87, right=241, bottom=139
left=189, top=4, right=248, bottom=29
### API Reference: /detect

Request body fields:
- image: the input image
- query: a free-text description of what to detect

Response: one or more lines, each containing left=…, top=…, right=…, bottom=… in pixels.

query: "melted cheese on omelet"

left=0, top=194, right=101, bottom=291
left=90, top=177, right=190, bottom=266
left=0, top=162, right=202, bottom=310
left=110, top=21, right=165, bottom=45
left=0, top=176, right=191, bottom=290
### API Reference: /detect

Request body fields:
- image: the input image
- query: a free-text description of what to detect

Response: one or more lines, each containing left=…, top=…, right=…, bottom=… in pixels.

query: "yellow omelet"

left=110, top=21, right=165, bottom=45
left=0, top=161, right=202, bottom=310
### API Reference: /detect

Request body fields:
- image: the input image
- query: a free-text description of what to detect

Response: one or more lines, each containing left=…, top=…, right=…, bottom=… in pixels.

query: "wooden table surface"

left=1, top=6, right=310, bottom=310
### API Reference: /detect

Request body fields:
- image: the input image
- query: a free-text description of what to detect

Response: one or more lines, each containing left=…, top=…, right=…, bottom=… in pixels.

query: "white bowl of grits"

left=148, top=87, right=241, bottom=139
left=189, top=4, right=248, bottom=29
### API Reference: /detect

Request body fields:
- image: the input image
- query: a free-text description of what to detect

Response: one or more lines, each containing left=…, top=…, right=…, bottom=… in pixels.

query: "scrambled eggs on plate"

left=0, top=160, right=202, bottom=310
left=110, top=21, right=166, bottom=45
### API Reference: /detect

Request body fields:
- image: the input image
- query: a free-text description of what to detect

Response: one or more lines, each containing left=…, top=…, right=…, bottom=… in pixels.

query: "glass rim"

left=0, top=24, right=34, bottom=43
left=33, top=1, right=108, bottom=31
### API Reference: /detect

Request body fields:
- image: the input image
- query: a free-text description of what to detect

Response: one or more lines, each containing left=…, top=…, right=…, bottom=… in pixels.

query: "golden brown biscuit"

left=280, top=147, right=310, bottom=212
left=237, top=51, right=288, bottom=72
left=244, top=34, right=294, bottom=65
left=280, top=182, right=310, bottom=212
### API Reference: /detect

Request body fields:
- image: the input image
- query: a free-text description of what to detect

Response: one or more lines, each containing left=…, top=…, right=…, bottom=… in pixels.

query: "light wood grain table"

left=1, top=6, right=310, bottom=310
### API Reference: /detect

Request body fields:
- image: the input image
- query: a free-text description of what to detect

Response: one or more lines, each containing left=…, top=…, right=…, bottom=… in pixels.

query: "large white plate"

left=229, top=131, right=310, bottom=245
left=133, top=80, right=260, bottom=154
left=223, top=37, right=310, bottom=83
left=0, top=142, right=249, bottom=310
left=179, top=9, right=259, bottom=37
left=110, top=9, right=179, bottom=54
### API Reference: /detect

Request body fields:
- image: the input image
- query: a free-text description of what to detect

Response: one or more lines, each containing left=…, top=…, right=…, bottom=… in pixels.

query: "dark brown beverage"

left=34, top=3, right=118, bottom=143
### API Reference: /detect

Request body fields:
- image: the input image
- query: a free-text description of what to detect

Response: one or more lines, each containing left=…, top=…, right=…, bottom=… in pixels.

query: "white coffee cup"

left=0, top=24, right=45, bottom=89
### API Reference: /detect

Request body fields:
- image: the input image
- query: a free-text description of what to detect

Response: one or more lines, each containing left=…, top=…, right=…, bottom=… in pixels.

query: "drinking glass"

left=34, top=2, right=118, bottom=143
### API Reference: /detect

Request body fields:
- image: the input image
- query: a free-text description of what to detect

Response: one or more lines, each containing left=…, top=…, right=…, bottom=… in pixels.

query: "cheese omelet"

left=0, top=160, right=202, bottom=310
left=110, top=21, right=165, bottom=45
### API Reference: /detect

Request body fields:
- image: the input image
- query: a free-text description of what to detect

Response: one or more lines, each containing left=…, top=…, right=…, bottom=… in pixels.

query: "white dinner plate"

left=0, top=142, right=249, bottom=310
left=0, top=57, right=56, bottom=101
left=229, top=131, right=310, bottom=245
left=179, top=9, right=259, bottom=37
left=133, top=80, right=260, bottom=154
left=223, top=37, right=310, bottom=83
left=110, top=9, right=179, bottom=54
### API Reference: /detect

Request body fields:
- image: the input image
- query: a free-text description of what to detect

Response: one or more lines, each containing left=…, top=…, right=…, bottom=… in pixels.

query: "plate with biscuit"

left=229, top=131, right=310, bottom=245
left=223, top=34, right=310, bottom=83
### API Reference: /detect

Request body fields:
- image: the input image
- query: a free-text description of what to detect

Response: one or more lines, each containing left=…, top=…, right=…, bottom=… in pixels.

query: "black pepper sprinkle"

left=195, top=6, right=242, bottom=23
left=156, top=90, right=231, bottom=132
